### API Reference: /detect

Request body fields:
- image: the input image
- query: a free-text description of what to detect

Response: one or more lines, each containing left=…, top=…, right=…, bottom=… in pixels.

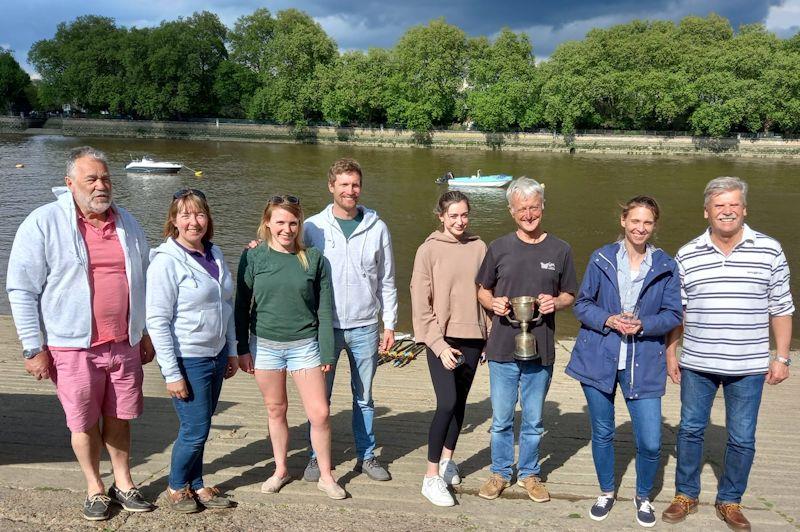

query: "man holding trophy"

left=476, top=177, right=578, bottom=502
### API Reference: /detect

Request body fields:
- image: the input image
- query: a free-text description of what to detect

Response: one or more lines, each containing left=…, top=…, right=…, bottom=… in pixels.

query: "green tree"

left=213, top=61, right=258, bottom=118
left=247, top=9, right=337, bottom=124
left=28, top=16, right=126, bottom=113
left=229, top=7, right=275, bottom=74
left=122, top=12, right=228, bottom=119
left=387, top=18, right=468, bottom=132
left=466, top=29, right=538, bottom=131
left=319, top=48, right=392, bottom=125
left=0, top=49, right=32, bottom=113
left=536, top=41, right=599, bottom=133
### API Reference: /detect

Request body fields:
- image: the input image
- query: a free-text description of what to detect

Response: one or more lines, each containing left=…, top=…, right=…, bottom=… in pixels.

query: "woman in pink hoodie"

left=411, top=190, right=490, bottom=507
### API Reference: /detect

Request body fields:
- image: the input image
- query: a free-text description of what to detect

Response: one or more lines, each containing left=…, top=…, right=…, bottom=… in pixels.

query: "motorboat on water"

left=436, top=170, right=512, bottom=188
left=125, top=156, right=183, bottom=174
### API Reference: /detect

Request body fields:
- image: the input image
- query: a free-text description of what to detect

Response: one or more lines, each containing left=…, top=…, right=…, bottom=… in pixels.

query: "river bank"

left=1, top=316, right=797, bottom=530
left=4, top=116, right=800, bottom=157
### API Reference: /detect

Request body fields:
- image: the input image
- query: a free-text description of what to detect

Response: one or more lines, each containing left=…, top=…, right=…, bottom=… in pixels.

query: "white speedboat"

left=125, top=156, right=182, bottom=174
left=436, top=170, right=512, bottom=188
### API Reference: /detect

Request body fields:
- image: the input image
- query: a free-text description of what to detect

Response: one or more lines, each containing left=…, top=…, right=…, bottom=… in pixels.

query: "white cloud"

left=765, top=0, right=800, bottom=36
left=512, top=13, right=638, bottom=58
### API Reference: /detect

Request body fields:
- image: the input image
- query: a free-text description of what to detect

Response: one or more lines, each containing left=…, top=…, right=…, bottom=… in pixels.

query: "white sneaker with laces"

left=438, top=459, right=461, bottom=486
left=421, top=475, right=455, bottom=507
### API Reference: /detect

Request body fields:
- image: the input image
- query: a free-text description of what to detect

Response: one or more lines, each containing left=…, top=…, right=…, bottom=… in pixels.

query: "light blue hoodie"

left=146, top=238, right=237, bottom=383
left=6, top=187, right=149, bottom=351
left=304, top=204, right=397, bottom=330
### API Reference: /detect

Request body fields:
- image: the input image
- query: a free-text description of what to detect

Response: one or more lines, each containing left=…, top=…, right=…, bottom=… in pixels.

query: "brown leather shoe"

left=478, top=474, right=510, bottom=500
left=715, top=503, right=751, bottom=531
left=661, top=494, right=698, bottom=524
left=163, top=486, right=200, bottom=514
left=517, top=476, right=550, bottom=502
left=196, top=486, right=232, bottom=509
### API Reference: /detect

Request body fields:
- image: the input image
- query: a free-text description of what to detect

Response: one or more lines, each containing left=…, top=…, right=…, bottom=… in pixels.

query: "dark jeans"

left=168, top=353, right=227, bottom=490
left=676, top=368, right=765, bottom=503
left=425, top=338, right=484, bottom=463
left=582, top=375, right=662, bottom=498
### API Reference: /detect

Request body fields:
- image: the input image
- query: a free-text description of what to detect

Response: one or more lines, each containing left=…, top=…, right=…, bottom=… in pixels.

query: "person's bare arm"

left=666, top=323, right=684, bottom=384
left=478, top=285, right=510, bottom=316
left=766, top=315, right=792, bottom=385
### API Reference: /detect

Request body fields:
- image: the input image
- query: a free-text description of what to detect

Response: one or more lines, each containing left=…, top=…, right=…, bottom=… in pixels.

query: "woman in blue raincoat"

left=566, top=196, right=682, bottom=528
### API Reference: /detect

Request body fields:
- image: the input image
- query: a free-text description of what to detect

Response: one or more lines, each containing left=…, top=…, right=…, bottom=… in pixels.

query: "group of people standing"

left=6, top=146, right=793, bottom=531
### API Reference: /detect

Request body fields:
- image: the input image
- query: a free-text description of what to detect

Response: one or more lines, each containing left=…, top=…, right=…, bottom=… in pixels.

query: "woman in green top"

left=235, top=195, right=345, bottom=500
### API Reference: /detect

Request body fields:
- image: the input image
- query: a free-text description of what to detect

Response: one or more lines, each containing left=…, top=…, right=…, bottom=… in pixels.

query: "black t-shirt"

left=476, top=232, right=578, bottom=364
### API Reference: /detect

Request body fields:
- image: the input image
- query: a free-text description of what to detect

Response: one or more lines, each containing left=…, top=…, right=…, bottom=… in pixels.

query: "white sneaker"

left=421, top=475, right=455, bottom=507
left=438, top=459, right=462, bottom=486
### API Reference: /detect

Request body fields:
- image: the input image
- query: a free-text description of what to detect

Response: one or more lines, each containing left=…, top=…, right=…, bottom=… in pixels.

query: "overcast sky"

left=2, top=0, right=800, bottom=75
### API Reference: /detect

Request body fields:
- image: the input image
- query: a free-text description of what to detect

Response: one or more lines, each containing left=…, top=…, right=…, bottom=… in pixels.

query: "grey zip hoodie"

left=304, top=204, right=398, bottom=330
left=6, top=187, right=149, bottom=351
left=146, top=238, right=237, bottom=383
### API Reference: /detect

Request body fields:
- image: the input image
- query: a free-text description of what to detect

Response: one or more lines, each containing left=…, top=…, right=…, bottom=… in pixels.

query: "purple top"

left=174, top=239, right=220, bottom=281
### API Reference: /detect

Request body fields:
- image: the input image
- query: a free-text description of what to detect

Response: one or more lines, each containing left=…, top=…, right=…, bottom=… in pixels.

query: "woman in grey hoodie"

left=411, top=190, right=490, bottom=507
left=145, top=189, right=238, bottom=513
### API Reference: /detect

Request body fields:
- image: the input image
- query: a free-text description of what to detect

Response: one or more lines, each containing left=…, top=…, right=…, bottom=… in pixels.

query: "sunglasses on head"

left=269, top=195, right=300, bottom=205
left=173, top=188, right=206, bottom=201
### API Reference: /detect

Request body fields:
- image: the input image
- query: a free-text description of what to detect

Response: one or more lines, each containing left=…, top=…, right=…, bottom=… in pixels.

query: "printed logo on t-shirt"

left=540, top=261, right=556, bottom=271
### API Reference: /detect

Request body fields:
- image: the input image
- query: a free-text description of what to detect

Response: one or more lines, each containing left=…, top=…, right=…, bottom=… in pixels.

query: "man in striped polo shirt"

left=662, top=177, right=794, bottom=531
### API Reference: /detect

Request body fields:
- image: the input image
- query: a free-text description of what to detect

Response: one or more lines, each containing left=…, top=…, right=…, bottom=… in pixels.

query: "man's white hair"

left=65, top=146, right=108, bottom=178
left=507, top=176, right=544, bottom=207
left=704, top=176, right=748, bottom=206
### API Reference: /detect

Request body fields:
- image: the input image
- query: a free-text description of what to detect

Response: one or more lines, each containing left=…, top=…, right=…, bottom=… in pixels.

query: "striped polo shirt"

left=675, top=224, right=794, bottom=375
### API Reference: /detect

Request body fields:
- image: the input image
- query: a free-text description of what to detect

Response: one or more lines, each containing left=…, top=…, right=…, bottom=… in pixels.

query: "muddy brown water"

left=1, top=134, right=797, bottom=346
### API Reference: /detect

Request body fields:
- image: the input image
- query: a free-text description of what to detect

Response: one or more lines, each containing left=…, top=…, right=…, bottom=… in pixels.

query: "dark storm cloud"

left=300, top=0, right=783, bottom=55
left=0, top=0, right=787, bottom=74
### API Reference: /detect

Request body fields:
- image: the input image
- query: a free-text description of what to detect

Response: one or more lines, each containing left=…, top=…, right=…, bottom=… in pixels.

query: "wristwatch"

left=22, top=346, right=44, bottom=359
left=772, top=355, right=792, bottom=366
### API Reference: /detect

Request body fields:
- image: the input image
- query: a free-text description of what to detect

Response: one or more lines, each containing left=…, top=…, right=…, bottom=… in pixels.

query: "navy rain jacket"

left=566, top=242, right=682, bottom=399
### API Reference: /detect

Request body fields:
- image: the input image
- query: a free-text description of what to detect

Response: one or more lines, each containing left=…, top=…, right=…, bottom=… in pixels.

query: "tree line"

left=3, top=9, right=799, bottom=137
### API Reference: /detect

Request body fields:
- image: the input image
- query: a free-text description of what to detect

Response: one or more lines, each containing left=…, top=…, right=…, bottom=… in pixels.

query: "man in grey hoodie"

left=6, top=147, right=154, bottom=521
left=303, top=157, right=398, bottom=482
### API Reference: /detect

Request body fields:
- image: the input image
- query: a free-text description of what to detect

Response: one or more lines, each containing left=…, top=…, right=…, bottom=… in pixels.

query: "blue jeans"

left=489, top=360, right=553, bottom=480
left=168, top=353, right=227, bottom=490
left=582, top=377, right=662, bottom=498
left=310, top=324, right=379, bottom=460
left=676, top=368, right=765, bottom=503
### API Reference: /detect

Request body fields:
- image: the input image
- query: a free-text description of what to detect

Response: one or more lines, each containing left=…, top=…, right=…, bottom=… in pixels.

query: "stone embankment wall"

left=0, top=117, right=28, bottom=132
left=33, top=118, right=800, bottom=157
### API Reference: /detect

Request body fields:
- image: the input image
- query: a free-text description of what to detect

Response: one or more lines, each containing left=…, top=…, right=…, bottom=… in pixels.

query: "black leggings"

left=426, top=337, right=484, bottom=463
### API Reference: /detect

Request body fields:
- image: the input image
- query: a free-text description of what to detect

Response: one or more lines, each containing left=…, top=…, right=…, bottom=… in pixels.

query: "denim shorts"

left=250, top=335, right=321, bottom=371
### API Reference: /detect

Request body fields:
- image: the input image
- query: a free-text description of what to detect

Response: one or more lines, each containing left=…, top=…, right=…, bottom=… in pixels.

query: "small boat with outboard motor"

left=125, top=156, right=183, bottom=174
left=436, top=170, right=512, bottom=188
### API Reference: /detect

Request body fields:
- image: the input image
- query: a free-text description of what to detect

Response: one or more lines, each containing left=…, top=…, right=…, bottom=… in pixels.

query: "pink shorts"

left=50, top=340, right=144, bottom=433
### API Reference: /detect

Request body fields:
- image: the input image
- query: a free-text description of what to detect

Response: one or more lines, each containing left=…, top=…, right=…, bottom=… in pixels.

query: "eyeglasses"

left=173, top=188, right=206, bottom=201
left=269, top=195, right=300, bottom=205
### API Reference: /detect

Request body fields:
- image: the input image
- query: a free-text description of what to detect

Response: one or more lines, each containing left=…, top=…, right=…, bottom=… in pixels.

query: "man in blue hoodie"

left=303, top=157, right=398, bottom=482
left=6, top=146, right=155, bottom=521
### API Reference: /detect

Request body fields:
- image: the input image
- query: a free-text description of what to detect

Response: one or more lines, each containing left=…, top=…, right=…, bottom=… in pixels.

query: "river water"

left=1, top=134, right=798, bottom=346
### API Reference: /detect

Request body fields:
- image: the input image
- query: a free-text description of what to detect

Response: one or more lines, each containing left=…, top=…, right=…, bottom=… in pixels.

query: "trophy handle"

left=530, top=299, right=543, bottom=325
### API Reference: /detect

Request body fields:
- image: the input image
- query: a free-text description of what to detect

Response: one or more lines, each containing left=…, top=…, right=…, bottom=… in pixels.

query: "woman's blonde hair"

left=257, top=201, right=308, bottom=269
left=163, top=192, right=214, bottom=241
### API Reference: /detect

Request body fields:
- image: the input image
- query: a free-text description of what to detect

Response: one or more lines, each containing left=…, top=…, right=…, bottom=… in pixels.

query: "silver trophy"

left=509, top=296, right=543, bottom=361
